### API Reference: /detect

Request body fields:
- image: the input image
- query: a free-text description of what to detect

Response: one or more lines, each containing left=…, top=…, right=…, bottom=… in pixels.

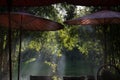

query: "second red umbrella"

left=64, top=10, right=120, bottom=80
left=64, top=10, right=120, bottom=64
left=64, top=10, right=120, bottom=25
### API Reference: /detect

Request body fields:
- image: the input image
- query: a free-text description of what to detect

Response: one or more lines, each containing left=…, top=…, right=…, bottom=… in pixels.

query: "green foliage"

left=1, top=3, right=120, bottom=80
left=59, top=26, right=79, bottom=50
left=52, top=76, right=61, bottom=80
left=45, top=61, right=57, bottom=73
left=28, top=40, right=42, bottom=51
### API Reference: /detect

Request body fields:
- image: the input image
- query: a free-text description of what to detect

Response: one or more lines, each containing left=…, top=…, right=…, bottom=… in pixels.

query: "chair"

left=30, top=76, right=52, bottom=80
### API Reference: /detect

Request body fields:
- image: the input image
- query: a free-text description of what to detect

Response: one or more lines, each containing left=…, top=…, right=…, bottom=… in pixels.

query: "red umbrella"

left=0, top=0, right=65, bottom=79
left=64, top=10, right=120, bottom=25
left=0, top=12, right=64, bottom=80
left=64, top=10, right=120, bottom=63
left=0, top=12, right=63, bottom=31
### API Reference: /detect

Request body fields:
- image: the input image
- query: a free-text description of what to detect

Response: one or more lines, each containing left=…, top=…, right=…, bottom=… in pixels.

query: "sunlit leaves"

left=3, top=34, right=7, bottom=49
left=78, top=45, right=88, bottom=55
left=45, top=61, right=57, bottom=73
left=59, top=26, right=79, bottom=51
left=25, top=58, right=36, bottom=64
left=52, top=76, right=61, bottom=80
left=44, top=32, right=60, bottom=54
left=28, top=40, right=42, bottom=51
left=77, top=40, right=102, bottom=55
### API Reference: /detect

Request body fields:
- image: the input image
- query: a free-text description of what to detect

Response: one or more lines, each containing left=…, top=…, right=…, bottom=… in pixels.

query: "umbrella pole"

left=18, top=15, right=23, bottom=80
left=7, top=0, right=12, bottom=80
left=103, top=26, right=107, bottom=65
left=8, top=10, right=12, bottom=80
left=18, top=27, right=22, bottom=80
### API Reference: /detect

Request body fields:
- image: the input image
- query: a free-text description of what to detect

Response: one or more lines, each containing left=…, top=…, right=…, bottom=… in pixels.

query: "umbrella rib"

left=10, top=16, right=37, bottom=29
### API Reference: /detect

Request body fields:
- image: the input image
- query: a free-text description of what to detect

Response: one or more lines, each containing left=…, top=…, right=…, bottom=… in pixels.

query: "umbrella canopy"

left=0, top=12, right=64, bottom=31
left=64, top=10, right=120, bottom=25
left=0, top=0, right=119, bottom=7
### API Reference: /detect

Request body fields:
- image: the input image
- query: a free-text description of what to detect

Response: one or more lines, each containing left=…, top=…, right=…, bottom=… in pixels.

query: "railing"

left=30, top=75, right=95, bottom=80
